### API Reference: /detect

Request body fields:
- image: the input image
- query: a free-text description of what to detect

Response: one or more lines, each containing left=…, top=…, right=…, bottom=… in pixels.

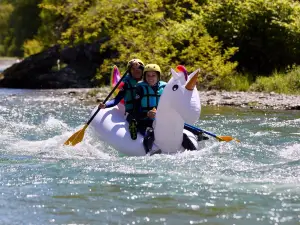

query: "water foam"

left=4, top=130, right=113, bottom=160
left=279, top=143, right=300, bottom=160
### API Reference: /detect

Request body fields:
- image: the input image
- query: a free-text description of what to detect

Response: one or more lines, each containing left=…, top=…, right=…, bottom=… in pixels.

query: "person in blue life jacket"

left=98, top=58, right=144, bottom=140
left=134, top=64, right=209, bottom=154
left=133, top=64, right=167, bottom=153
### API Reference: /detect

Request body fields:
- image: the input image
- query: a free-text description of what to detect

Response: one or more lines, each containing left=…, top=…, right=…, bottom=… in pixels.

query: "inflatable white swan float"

left=90, top=65, right=201, bottom=156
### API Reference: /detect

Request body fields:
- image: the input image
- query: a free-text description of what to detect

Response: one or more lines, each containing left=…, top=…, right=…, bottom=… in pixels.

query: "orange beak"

left=185, top=71, right=199, bottom=90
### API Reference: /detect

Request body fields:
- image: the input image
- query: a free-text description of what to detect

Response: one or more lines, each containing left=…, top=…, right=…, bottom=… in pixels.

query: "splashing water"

left=0, top=88, right=299, bottom=224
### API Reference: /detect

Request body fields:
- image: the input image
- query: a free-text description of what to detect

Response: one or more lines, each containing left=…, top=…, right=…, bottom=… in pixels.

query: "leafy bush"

left=2, top=0, right=300, bottom=92
left=221, top=73, right=252, bottom=91
left=202, top=0, right=300, bottom=75
left=23, top=39, right=44, bottom=57
left=93, top=1, right=238, bottom=88
left=2, top=0, right=41, bottom=56
left=250, top=66, right=300, bottom=94
left=0, top=3, right=13, bottom=56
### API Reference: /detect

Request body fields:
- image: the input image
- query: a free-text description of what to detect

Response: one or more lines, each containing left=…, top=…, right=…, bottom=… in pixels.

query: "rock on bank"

left=0, top=39, right=109, bottom=89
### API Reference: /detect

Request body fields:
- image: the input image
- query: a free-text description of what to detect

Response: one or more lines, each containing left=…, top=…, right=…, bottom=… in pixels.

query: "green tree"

left=40, top=0, right=236, bottom=86
left=0, top=0, right=42, bottom=56
left=2, top=0, right=238, bottom=89
left=203, top=0, right=300, bottom=75
left=0, top=3, right=14, bottom=55
left=37, top=0, right=66, bottom=47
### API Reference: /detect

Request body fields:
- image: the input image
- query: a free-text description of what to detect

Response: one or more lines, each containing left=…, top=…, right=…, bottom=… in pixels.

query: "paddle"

left=64, top=69, right=129, bottom=146
left=184, top=123, right=240, bottom=142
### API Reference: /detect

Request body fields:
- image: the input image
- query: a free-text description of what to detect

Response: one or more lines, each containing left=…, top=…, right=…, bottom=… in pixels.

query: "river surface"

left=0, top=88, right=299, bottom=225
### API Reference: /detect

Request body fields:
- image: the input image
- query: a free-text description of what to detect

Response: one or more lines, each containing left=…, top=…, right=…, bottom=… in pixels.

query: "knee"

left=138, top=126, right=147, bottom=136
left=182, top=133, right=197, bottom=150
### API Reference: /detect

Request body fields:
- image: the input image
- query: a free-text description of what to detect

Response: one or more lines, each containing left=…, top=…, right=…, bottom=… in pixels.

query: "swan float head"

left=154, top=65, right=201, bottom=153
left=161, top=65, right=200, bottom=123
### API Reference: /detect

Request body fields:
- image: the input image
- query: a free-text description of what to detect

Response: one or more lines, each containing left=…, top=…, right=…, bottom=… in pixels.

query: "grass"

left=219, top=66, right=300, bottom=95
left=249, top=67, right=300, bottom=95
left=214, top=72, right=253, bottom=91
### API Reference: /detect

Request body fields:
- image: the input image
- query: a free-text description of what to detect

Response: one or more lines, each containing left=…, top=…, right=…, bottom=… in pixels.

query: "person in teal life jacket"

left=98, top=58, right=144, bottom=140
left=133, top=64, right=167, bottom=153
left=134, top=64, right=209, bottom=154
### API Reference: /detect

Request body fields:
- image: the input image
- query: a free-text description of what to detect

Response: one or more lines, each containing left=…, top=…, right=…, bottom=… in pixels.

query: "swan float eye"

left=172, top=84, right=179, bottom=91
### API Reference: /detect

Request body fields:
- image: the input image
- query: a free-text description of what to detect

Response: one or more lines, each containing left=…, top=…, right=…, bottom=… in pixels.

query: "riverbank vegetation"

left=0, top=0, right=299, bottom=94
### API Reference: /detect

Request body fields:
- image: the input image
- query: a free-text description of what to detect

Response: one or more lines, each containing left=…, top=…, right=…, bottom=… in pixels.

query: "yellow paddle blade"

left=64, top=124, right=88, bottom=146
left=217, top=136, right=240, bottom=143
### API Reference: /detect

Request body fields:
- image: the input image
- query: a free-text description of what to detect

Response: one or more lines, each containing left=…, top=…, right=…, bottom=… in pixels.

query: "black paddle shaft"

left=86, top=69, right=129, bottom=126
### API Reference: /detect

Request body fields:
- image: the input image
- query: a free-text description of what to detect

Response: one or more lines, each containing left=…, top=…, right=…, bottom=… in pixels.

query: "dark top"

left=105, top=84, right=125, bottom=107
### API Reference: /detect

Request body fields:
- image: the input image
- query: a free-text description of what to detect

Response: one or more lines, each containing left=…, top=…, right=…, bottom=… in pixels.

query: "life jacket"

left=138, top=81, right=166, bottom=119
left=123, top=74, right=139, bottom=113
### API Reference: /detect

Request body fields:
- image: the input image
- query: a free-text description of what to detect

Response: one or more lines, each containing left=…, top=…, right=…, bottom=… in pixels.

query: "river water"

left=0, top=88, right=299, bottom=225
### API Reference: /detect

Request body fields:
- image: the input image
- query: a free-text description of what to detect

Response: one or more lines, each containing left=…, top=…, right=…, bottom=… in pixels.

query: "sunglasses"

left=131, top=64, right=144, bottom=70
